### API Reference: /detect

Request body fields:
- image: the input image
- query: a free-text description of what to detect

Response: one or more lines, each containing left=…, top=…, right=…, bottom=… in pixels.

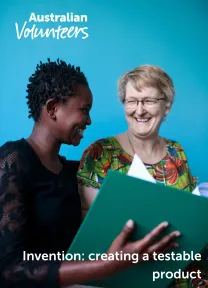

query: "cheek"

left=124, top=112, right=132, bottom=124
left=57, top=120, right=73, bottom=137
left=56, top=113, right=74, bottom=132
left=64, top=113, right=85, bottom=130
left=157, top=107, right=166, bottom=119
left=149, top=107, right=165, bottom=118
left=124, top=109, right=133, bottom=118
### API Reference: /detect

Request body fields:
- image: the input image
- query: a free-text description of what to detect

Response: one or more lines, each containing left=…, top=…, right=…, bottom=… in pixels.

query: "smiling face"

left=124, top=81, right=171, bottom=139
left=52, top=84, right=93, bottom=146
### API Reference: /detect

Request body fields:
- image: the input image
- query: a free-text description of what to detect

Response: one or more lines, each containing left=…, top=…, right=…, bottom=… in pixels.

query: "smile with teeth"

left=77, top=129, right=85, bottom=135
left=135, top=118, right=151, bottom=123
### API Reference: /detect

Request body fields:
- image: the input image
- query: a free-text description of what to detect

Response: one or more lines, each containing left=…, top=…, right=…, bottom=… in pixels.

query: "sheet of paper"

left=192, top=186, right=200, bottom=196
left=192, top=182, right=208, bottom=197
left=127, top=154, right=156, bottom=184
left=128, top=154, right=208, bottom=199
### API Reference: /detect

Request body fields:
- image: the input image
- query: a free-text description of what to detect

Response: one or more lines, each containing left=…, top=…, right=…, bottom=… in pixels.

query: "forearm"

left=1, top=260, right=60, bottom=288
left=59, top=260, right=116, bottom=287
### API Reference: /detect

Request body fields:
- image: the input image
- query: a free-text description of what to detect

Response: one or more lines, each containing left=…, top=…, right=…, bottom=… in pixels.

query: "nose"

left=86, top=114, right=92, bottom=126
left=135, top=101, right=146, bottom=116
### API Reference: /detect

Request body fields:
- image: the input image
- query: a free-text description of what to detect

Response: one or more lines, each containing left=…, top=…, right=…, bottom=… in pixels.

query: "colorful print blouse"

left=77, top=136, right=208, bottom=288
left=77, top=136, right=197, bottom=191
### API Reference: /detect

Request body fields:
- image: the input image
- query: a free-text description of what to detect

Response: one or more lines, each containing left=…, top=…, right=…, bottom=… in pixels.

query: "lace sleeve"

left=0, top=147, right=61, bottom=288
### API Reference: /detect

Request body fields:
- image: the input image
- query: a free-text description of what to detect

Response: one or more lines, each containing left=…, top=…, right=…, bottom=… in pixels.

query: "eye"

left=125, top=100, right=137, bottom=104
left=81, top=108, right=90, bottom=114
left=144, top=99, right=157, bottom=105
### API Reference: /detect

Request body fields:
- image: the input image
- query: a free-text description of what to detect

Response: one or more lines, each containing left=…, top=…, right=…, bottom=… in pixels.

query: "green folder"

left=66, top=170, right=208, bottom=288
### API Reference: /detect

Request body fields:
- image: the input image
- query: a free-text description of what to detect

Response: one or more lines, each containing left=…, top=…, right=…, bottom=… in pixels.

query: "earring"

left=51, top=115, right=56, bottom=120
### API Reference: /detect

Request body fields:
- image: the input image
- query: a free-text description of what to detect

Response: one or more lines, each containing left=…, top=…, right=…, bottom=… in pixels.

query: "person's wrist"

left=101, top=257, right=128, bottom=278
left=95, top=258, right=119, bottom=279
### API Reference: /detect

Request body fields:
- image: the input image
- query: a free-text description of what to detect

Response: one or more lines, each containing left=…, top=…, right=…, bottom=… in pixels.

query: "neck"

left=127, top=130, right=160, bottom=154
left=27, top=123, right=61, bottom=161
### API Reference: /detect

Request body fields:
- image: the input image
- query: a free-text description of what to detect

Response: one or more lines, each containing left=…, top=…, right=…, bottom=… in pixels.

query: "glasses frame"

left=123, top=98, right=166, bottom=109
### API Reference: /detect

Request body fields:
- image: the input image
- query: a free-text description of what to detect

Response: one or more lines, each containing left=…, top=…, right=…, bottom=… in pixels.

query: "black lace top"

left=0, top=138, right=82, bottom=288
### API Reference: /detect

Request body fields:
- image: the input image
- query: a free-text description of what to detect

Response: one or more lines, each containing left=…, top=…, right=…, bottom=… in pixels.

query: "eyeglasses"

left=124, top=98, right=165, bottom=109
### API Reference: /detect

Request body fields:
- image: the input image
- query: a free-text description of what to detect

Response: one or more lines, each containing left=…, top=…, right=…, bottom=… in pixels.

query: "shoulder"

left=80, top=136, right=117, bottom=161
left=0, top=139, right=31, bottom=172
left=0, top=138, right=24, bottom=155
left=164, top=138, right=197, bottom=187
left=77, top=134, right=132, bottom=188
left=164, top=138, right=188, bottom=158
left=164, top=138, right=184, bottom=149
left=77, top=137, right=117, bottom=188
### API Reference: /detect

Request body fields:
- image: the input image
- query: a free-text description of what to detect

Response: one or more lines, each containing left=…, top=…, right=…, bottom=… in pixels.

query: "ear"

left=164, top=101, right=172, bottom=116
left=46, top=99, right=59, bottom=120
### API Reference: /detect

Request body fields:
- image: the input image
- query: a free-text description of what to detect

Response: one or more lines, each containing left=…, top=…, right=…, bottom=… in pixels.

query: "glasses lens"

left=126, top=100, right=137, bottom=109
left=144, top=99, right=158, bottom=106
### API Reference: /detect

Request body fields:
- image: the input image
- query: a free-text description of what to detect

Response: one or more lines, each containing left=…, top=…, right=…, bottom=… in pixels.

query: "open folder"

left=66, top=170, right=208, bottom=288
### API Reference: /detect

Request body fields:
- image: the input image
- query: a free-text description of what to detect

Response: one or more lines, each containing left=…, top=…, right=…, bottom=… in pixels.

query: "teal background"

left=0, top=0, right=207, bottom=182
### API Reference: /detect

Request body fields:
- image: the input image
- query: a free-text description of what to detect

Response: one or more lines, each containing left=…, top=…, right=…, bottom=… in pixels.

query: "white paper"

left=192, top=186, right=200, bottom=196
left=192, top=182, right=208, bottom=197
left=127, top=154, right=156, bottom=184
left=128, top=154, right=208, bottom=199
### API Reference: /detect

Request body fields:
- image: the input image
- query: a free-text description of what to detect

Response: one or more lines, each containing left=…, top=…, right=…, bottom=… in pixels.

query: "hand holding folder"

left=67, top=169, right=208, bottom=288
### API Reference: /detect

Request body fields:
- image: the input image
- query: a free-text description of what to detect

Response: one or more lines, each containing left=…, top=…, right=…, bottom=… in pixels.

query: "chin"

left=134, top=129, right=158, bottom=139
left=134, top=125, right=160, bottom=137
left=61, top=138, right=80, bottom=146
left=136, top=133, right=152, bottom=139
left=72, top=143, right=80, bottom=147
left=71, top=139, right=81, bottom=146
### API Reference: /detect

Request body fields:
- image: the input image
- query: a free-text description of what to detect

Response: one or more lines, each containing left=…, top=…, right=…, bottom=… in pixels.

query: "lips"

left=77, top=129, right=85, bottom=136
left=135, top=118, right=151, bottom=123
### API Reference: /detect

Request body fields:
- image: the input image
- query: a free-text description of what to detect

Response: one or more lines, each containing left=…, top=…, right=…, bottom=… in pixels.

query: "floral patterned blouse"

left=77, top=136, right=197, bottom=191
left=77, top=136, right=208, bottom=288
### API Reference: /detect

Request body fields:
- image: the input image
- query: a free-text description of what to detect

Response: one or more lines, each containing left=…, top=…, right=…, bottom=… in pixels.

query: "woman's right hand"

left=59, top=220, right=180, bottom=287
left=107, top=219, right=180, bottom=272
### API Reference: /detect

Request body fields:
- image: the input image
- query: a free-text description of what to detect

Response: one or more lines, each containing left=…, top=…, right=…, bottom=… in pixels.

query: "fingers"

left=110, top=219, right=135, bottom=251
left=157, top=242, right=179, bottom=255
left=109, top=220, right=181, bottom=263
left=146, top=231, right=180, bottom=255
left=143, top=241, right=178, bottom=261
left=135, top=221, right=169, bottom=252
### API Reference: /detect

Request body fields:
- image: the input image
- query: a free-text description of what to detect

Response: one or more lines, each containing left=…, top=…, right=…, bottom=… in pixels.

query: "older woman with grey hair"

left=78, top=65, right=196, bottom=200
left=77, top=64, right=208, bottom=288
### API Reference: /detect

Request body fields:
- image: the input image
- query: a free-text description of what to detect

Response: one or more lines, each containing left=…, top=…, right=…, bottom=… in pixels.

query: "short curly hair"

left=26, top=58, right=89, bottom=121
left=117, top=65, right=175, bottom=104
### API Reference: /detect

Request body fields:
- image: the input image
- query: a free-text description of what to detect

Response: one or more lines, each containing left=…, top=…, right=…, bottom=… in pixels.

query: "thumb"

left=114, top=219, right=135, bottom=248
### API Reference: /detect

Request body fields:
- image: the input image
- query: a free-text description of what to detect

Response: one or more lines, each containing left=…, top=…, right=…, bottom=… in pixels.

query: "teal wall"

left=0, top=0, right=207, bottom=182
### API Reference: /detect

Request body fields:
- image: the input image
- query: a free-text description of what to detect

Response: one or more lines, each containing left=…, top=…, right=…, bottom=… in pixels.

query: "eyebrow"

left=81, top=104, right=92, bottom=109
left=126, top=96, right=155, bottom=100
